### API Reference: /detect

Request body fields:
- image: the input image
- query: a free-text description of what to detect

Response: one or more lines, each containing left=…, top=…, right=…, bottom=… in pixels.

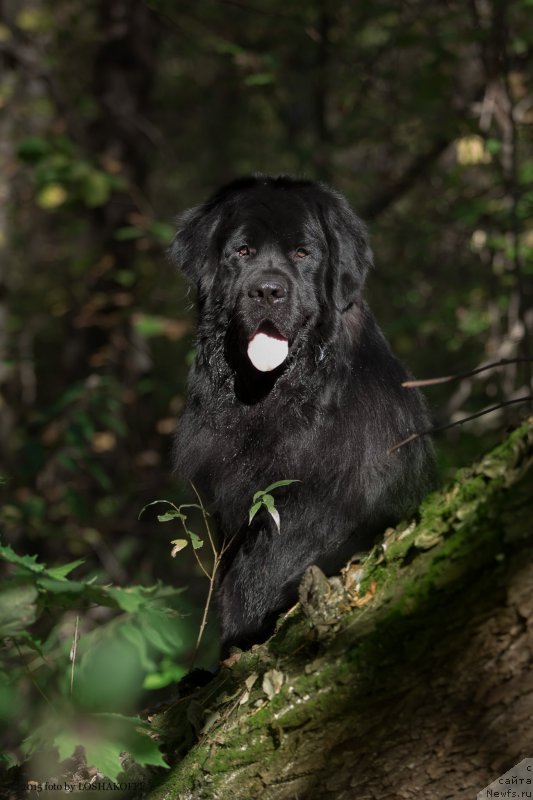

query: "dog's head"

left=170, top=175, right=373, bottom=376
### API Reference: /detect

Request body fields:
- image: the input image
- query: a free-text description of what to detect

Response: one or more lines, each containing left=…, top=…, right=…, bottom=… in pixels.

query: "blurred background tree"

left=0, top=0, right=531, bottom=779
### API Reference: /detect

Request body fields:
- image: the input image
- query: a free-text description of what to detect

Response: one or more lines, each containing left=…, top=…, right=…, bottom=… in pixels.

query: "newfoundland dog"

left=170, top=175, right=435, bottom=653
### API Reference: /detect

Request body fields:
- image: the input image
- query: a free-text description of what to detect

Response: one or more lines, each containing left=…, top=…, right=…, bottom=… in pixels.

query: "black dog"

left=170, top=175, right=435, bottom=653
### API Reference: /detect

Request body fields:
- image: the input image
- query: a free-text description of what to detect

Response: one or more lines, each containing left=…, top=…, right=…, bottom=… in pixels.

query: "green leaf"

left=37, top=183, right=68, bottom=209
left=139, top=609, right=182, bottom=655
left=0, top=585, right=38, bottom=636
left=36, top=577, right=85, bottom=595
left=189, top=531, right=204, bottom=550
left=244, top=72, right=275, bottom=87
left=16, top=136, right=50, bottom=163
left=0, top=544, right=44, bottom=574
left=261, top=494, right=275, bottom=512
left=267, top=506, right=281, bottom=533
left=261, top=479, right=300, bottom=493
left=115, top=269, right=136, bottom=287
left=148, top=221, right=174, bottom=242
left=82, top=739, right=124, bottom=782
left=120, top=624, right=157, bottom=672
left=143, top=658, right=187, bottom=690
left=47, top=559, right=85, bottom=580
left=132, top=314, right=167, bottom=338
left=248, top=501, right=262, bottom=524
left=157, top=511, right=183, bottom=522
left=80, top=171, right=112, bottom=208
left=120, top=722, right=167, bottom=770
left=115, top=226, right=145, bottom=241
left=106, top=586, right=146, bottom=613
left=54, top=730, right=79, bottom=763
left=170, top=539, right=189, bottom=556
left=55, top=714, right=167, bottom=781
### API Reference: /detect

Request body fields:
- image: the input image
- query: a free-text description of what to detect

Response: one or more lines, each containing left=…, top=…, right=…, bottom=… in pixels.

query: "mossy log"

left=147, top=418, right=533, bottom=800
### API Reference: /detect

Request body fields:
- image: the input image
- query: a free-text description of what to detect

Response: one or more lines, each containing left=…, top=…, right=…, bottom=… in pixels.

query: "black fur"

left=170, top=175, right=435, bottom=653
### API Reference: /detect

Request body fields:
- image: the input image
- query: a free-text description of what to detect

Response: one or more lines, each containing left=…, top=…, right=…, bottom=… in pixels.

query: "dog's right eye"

left=237, top=246, right=250, bottom=257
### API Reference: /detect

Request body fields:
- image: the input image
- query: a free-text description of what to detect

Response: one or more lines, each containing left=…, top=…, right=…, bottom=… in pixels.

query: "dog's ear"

left=320, top=191, right=373, bottom=312
left=168, top=204, right=220, bottom=285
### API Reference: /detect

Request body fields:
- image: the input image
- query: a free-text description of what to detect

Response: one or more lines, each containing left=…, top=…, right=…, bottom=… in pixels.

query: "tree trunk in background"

left=63, top=0, right=159, bottom=382
left=0, top=3, right=25, bottom=464
left=145, top=419, right=533, bottom=800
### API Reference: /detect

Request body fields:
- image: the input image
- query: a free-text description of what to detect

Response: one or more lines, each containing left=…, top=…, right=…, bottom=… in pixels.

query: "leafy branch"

left=143, top=479, right=300, bottom=666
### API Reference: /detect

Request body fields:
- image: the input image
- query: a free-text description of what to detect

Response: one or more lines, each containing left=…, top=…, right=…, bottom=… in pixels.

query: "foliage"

left=0, top=541, right=186, bottom=779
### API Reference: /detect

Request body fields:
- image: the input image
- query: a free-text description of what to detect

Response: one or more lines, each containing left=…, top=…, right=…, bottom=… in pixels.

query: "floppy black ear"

left=321, top=190, right=373, bottom=312
left=168, top=204, right=219, bottom=284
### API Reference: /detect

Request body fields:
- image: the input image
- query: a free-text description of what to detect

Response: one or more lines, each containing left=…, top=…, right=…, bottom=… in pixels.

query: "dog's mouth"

left=247, top=321, right=289, bottom=372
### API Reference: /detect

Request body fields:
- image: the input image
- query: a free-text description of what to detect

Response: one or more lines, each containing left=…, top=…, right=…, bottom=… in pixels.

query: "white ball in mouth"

left=247, top=331, right=289, bottom=372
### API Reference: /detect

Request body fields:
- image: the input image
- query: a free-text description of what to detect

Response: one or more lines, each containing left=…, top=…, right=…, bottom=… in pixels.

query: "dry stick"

left=402, top=357, right=533, bottom=389
left=187, top=483, right=226, bottom=670
left=189, top=534, right=241, bottom=669
left=190, top=555, right=219, bottom=669
left=388, top=396, right=532, bottom=454
left=70, top=615, right=79, bottom=696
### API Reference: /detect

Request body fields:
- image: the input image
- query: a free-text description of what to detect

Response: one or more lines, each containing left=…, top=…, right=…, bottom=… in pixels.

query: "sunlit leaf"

left=170, top=539, right=189, bottom=556
left=37, top=183, right=68, bottom=209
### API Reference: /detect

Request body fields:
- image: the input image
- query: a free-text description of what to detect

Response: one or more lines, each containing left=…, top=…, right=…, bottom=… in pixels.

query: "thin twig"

left=190, top=482, right=216, bottom=557
left=191, top=554, right=220, bottom=665
left=187, top=485, right=220, bottom=670
left=402, top=358, right=533, bottom=388
left=388, top=396, right=531, bottom=454
left=189, top=545, right=211, bottom=581
left=70, top=615, right=79, bottom=696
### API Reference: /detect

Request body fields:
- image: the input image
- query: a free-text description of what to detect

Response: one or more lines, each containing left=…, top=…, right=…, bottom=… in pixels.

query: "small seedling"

left=141, top=478, right=300, bottom=665
left=140, top=489, right=227, bottom=668
left=248, top=480, right=300, bottom=533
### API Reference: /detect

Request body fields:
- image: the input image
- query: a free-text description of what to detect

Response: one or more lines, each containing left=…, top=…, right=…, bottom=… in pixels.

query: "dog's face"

left=170, top=176, right=373, bottom=377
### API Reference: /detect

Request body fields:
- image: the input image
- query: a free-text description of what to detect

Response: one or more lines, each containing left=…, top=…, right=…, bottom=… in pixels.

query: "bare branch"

left=402, top=358, right=533, bottom=389
left=388, top=397, right=532, bottom=454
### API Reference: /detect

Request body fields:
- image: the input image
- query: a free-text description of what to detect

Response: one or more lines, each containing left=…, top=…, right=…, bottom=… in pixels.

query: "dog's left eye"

left=237, top=246, right=250, bottom=257
left=295, top=247, right=308, bottom=259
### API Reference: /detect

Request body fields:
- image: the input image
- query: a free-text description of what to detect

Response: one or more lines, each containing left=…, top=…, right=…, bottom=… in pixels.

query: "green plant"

left=0, top=542, right=188, bottom=780
left=144, top=479, right=300, bottom=666
left=141, top=487, right=228, bottom=668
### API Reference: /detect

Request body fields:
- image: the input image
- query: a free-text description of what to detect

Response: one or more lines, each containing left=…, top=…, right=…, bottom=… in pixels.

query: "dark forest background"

left=0, top=0, right=531, bottom=784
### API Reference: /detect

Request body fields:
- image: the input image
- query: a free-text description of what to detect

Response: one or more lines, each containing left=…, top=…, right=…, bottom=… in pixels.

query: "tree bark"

left=146, top=418, right=533, bottom=800
left=62, top=0, right=159, bottom=382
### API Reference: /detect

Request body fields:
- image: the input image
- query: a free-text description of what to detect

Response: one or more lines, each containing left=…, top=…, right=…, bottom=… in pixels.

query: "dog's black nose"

left=248, top=280, right=287, bottom=303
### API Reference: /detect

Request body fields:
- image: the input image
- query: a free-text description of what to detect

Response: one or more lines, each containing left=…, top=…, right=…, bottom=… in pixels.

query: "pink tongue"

left=247, top=332, right=289, bottom=372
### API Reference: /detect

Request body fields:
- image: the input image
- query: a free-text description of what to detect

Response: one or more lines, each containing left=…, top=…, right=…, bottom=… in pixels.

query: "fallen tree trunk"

left=147, top=418, right=533, bottom=800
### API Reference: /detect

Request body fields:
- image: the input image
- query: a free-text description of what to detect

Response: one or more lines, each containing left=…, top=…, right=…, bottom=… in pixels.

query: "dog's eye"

left=295, top=247, right=308, bottom=259
left=237, top=246, right=250, bottom=257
